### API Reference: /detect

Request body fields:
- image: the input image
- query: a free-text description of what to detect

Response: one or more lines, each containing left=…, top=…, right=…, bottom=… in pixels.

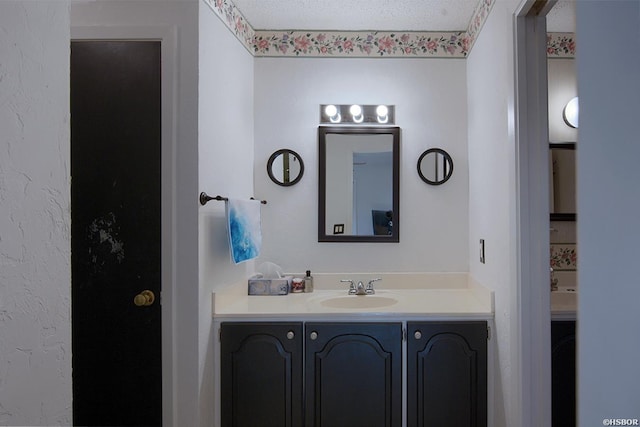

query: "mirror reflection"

left=318, top=126, right=400, bottom=242
left=417, top=148, right=453, bottom=185
left=267, top=149, right=304, bottom=186
left=549, top=143, right=576, bottom=220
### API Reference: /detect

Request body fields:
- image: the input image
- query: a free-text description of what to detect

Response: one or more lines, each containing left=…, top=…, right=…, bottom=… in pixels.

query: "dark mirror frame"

left=267, top=149, right=305, bottom=186
left=318, top=126, right=400, bottom=243
left=550, top=142, right=576, bottom=221
left=417, top=148, right=454, bottom=185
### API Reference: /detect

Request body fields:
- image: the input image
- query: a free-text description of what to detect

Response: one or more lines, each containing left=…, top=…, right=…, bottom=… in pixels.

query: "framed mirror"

left=267, top=149, right=304, bottom=186
left=550, top=143, right=576, bottom=221
left=318, top=126, right=400, bottom=242
left=417, top=148, right=453, bottom=185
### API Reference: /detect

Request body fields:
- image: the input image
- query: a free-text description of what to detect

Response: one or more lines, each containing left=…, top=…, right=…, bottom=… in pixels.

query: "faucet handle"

left=367, top=278, right=381, bottom=287
left=340, top=279, right=356, bottom=294
left=365, top=278, right=381, bottom=294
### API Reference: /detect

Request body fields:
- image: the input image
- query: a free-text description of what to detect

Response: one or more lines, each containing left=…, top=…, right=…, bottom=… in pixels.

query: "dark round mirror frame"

left=417, top=148, right=454, bottom=185
left=267, top=149, right=305, bottom=186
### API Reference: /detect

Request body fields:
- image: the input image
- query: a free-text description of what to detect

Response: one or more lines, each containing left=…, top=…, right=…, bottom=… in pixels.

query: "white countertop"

left=212, top=273, right=494, bottom=321
left=551, top=288, right=577, bottom=320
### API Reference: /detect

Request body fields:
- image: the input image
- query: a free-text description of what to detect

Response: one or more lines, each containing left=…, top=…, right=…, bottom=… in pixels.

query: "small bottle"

left=304, top=270, right=314, bottom=293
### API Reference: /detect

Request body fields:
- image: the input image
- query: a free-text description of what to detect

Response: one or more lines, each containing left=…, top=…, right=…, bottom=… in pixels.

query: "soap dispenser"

left=304, top=270, right=314, bottom=293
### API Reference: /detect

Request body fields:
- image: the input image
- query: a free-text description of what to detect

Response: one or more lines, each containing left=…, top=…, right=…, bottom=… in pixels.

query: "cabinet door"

left=305, top=322, right=402, bottom=427
left=220, top=322, right=303, bottom=427
left=407, top=321, right=487, bottom=427
left=551, top=321, right=576, bottom=427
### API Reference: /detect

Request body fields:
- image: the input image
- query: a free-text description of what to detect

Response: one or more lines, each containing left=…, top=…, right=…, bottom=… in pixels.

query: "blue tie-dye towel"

left=226, top=198, right=262, bottom=264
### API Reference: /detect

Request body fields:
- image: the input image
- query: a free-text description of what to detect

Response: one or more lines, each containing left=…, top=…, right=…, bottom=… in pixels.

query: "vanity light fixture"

left=563, top=96, right=579, bottom=128
left=320, top=104, right=395, bottom=125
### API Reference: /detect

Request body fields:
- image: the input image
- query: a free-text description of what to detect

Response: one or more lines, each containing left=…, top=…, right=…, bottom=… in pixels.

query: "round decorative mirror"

left=267, top=149, right=305, bottom=186
left=417, top=148, right=454, bottom=185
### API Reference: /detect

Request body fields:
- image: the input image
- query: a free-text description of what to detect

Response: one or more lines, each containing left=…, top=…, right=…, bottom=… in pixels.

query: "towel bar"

left=199, top=192, right=267, bottom=206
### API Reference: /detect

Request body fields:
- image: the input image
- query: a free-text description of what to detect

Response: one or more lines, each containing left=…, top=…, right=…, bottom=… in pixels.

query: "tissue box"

left=248, top=275, right=291, bottom=295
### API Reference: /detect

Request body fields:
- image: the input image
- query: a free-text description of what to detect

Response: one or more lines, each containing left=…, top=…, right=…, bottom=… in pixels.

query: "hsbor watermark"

left=603, top=419, right=639, bottom=426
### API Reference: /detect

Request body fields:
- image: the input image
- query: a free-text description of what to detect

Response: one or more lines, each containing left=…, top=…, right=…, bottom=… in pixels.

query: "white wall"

left=466, top=1, right=519, bottom=426
left=548, top=58, right=577, bottom=143
left=71, top=2, right=200, bottom=425
left=576, top=1, right=640, bottom=424
left=254, top=57, right=469, bottom=274
left=197, top=3, right=255, bottom=426
left=0, top=2, right=72, bottom=425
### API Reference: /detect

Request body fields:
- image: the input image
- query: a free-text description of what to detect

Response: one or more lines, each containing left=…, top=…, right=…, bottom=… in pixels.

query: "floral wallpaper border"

left=252, top=30, right=469, bottom=58
left=204, top=0, right=574, bottom=59
left=464, top=0, right=494, bottom=55
left=550, top=244, right=577, bottom=271
left=203, top=0, right=256, bottom=50
left=547, top=32, right=576, bottom=58
left=203, top=0, right=494, bottom=58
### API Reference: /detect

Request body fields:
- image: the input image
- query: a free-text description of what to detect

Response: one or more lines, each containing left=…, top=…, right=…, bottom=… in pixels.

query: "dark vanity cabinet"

left=220, top=322, right=303, bottom=427
left=220, top=321, right=487, bottom=427
left=305, top=322, right=402, bottom=427
left=551, top=321, right=576, bottom=427
left=407, top=321, right=488, bottom=427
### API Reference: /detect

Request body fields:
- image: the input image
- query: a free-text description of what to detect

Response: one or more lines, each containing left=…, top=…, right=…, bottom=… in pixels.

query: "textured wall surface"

left=198, top=3, right=255, bottom=425
left=466, top=2, right=518, bottom=426
left=0, top=1, right=72, bottom=424
left=254, top=56, right=469, bottom=274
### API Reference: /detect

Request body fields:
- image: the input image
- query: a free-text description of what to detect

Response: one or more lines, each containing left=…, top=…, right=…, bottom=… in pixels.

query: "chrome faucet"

left=341, top=278, right=381, bottom=295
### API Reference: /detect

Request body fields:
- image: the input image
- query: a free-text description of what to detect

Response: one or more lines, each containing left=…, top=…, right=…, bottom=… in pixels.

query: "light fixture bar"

left=320, top=104, right=395, bottom=124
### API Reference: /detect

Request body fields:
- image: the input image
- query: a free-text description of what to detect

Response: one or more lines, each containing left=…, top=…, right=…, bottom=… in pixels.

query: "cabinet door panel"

left=305, top=322, right=402, bottom=427
left=407, top=321, right=487, bottom=427
left=221, top=322, right=303, bottom=427
left=551, top=321, right=576, bottom=427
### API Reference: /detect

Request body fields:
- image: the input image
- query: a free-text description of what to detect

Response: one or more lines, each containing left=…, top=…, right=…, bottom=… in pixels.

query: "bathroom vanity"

left=212, top=273, right=493, bottom=427
left=551, top=291, right=577, bottom=427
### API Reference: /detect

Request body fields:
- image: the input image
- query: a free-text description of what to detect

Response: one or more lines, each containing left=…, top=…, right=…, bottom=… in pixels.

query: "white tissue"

left=255, top=262, right=284, bottom=279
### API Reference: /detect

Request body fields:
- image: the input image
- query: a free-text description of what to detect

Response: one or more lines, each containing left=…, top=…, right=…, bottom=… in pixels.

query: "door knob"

left=134, top=290, right=155, bottom=307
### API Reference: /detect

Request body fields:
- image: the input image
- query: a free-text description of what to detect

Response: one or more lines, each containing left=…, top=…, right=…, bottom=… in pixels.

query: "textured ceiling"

left=232, top=0, right=575, bottom=32
left=547, top=1, right=576, bottom=32
left=232, top=0, right=479, bottom=31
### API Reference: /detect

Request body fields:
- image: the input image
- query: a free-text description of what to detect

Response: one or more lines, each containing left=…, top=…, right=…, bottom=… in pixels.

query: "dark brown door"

left=71, top=41, right=162, bottom=426
left=220, top=322, right=304, bottom=427
left=551, top=321, right=576, bottom=427
left=407, top=321, right=488, bottom=427
left=305, top=322, right=402, bottom=427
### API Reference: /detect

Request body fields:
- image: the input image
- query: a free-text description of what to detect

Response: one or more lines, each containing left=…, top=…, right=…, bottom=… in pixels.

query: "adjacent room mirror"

left=267, top=149, right=304, bottom=186
left=549, top=143, right=576, bottom=220
left=318, top=126, right=400, bottom=242
left=417, top=148, right=454, bottom=185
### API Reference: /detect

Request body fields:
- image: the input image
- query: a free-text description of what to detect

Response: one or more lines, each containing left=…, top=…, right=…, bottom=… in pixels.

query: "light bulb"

left=563, top=97, right=579, bottom=128
left=376, top=105, right=389, bottom=123
left=324, top=104, right=341, bottom=123
left=350, top=104, right=363, bottom=123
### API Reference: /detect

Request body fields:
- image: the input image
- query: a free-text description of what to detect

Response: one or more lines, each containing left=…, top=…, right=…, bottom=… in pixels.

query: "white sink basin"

left=319, top=295, right=399, bottom=309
